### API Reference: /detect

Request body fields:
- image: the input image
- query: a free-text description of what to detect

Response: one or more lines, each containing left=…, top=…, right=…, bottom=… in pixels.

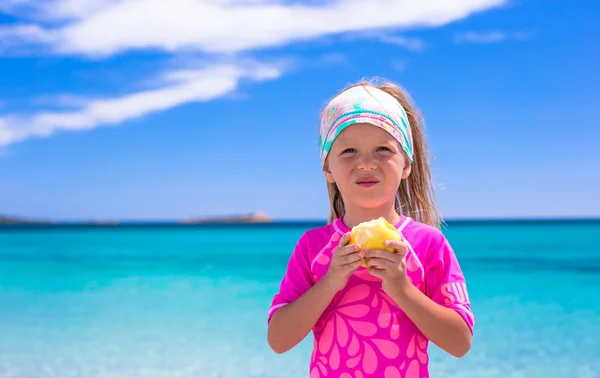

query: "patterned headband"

left=318, top=85, right=414, bottom=167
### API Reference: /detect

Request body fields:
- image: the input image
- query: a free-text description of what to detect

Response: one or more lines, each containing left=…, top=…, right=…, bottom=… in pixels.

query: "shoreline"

left=1, top=217, right=599, bottom=230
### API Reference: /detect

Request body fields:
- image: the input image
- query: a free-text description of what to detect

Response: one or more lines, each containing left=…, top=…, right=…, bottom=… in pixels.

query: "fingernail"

left=384, top=241, right=391, bottom=247
left=355, top=244, right=361, bottom=250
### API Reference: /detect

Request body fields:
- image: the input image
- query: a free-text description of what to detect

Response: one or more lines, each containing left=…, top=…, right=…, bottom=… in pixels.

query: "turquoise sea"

left=0, top=220, right=599, bottom=378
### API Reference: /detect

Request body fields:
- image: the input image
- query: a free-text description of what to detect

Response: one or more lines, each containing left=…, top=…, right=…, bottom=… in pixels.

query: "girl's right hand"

left=323, top=232, right=364, bottom=292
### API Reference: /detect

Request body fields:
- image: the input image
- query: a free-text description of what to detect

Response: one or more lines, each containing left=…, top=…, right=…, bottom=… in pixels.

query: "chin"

left=352, top=198, right=392, bottom=210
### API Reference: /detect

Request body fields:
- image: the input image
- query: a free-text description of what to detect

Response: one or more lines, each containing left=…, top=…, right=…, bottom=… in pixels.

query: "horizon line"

left=1, top=215, right=599, bottom=228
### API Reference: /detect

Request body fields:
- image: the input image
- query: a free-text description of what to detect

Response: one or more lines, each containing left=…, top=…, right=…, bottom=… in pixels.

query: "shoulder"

left=295, top=222, right=340, bottom=258
left=401, top=218, right=448, bottom=250
left=401, top=218, right=454, bottom=265
left=303, top=222, right=338, bottom=240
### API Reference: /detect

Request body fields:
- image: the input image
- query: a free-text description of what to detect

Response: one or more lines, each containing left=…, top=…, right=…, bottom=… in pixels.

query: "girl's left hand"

left=363, top=240, right=410, bottom=298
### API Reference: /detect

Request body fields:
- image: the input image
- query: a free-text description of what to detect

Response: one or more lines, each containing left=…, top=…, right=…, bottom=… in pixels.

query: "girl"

left=267, top=79, right=474, bottom=378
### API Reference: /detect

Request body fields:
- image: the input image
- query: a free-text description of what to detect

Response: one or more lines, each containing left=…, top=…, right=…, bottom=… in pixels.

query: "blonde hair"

left=322, top=78, right=442, bottom=229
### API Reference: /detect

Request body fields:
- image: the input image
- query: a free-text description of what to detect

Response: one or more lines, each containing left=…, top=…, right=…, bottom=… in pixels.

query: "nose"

left=357, top=154, right=377, bottom=171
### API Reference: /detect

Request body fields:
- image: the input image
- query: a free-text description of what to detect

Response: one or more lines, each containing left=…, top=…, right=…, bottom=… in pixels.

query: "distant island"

left=0, top=215, right=55, bottom=224
left=180, top=211, right=272, bottom=224
left=0, top=215, right=117, bottom=225
left=0, top=212, right=273, bottom=225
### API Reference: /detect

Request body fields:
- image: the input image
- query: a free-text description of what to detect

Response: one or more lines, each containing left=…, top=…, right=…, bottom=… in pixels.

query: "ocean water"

left=0, top=220, right=599, bottom=378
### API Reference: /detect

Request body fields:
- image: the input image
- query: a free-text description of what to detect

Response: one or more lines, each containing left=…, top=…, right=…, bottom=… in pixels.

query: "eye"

left=341, top=148, right=356, bottom=154
left=377, top=146, right=392, bottom=152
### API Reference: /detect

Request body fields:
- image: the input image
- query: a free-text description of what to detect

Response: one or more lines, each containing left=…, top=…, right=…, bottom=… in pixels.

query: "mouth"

left=356, top=178, right=380, bottom=188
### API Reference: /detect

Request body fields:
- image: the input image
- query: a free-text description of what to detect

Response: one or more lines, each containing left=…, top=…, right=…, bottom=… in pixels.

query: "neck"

left=341, top=200, right=401, bottom=229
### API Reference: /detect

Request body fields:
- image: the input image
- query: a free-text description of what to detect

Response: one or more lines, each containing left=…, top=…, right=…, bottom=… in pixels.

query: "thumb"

left=385, top=240, right=408, bottom=257
left=339, top=232, right=352, bottom=246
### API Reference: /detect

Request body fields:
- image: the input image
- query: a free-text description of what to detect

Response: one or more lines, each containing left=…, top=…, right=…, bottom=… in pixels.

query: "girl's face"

left=324, top=123, right=411, bottom=212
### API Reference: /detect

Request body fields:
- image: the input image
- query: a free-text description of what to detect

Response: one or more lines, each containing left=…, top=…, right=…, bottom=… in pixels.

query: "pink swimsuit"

left=268, top=216, right=475, bottom=378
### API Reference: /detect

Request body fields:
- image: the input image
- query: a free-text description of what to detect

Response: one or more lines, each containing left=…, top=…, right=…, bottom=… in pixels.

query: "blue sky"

left=0, top=0, right=598, bottom=222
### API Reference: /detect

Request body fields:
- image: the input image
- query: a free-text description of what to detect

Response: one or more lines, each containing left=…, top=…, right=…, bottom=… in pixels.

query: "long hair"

left=322, top=78, right=442, bottom=229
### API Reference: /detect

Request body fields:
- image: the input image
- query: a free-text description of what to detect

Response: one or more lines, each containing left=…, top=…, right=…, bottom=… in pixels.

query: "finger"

left=337, top=243, right=362, bottom=257
left=367, top=266, right=385, bottom=279
left=340, top=251, right=364, bottom=265
left=363, top=249, right=398, bottom=262
left=344, top=259, right=364, bottom=274
left=384, top=240, right=408, bottom=256
left=365, top=257, right=396, bottom=270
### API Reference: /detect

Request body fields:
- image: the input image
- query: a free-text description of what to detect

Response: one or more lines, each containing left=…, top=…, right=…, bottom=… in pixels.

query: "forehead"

left=334, top=123, right=395, bottom=144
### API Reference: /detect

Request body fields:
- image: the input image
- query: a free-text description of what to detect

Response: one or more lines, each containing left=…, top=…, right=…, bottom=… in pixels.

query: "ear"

left=323, top=167, right=336, bottom=183
left=401, top=160, right=412, bottom=180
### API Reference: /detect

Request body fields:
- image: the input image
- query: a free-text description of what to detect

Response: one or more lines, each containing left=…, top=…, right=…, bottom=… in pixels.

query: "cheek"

left=332, top=159, right=354, bottom=175
left=387, top=156, right=407, bottom=172
left=381, top=162, right=404, bottom=181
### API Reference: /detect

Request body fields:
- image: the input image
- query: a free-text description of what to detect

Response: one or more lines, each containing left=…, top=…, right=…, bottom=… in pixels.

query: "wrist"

left=387, top=279, right=415, bottom=306
left=320, top=274, right=342, bottom=296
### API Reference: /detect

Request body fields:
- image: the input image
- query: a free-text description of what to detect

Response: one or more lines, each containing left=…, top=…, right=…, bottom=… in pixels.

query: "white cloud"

left=455, top=31, right=506, bottom=43
left=454, top=30, right=533, bottom=44
left=0, top=0, right=118, bottom=21
left=341, top=30, right=425, bottom=51
left=1, top=0, right=507, bottom=58
left=0, top=60, right=285, bottom=146
left=0, top=0, right=36, bottom=14
left=30, top=94, right=92, bottom=108
left=374, top=34, right=425, bottom=51
left=0, top=0, right=509, bottom=147
left=0, top=24, right=57, bottom=52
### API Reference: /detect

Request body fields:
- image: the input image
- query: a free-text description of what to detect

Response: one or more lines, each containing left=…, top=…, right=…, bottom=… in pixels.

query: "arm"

left=389, top=283, right=472, bottom=358
left=267, top=231, right=364, bottom=354
left=365, top=235, right=475, bottom=358
left=267, top=276, right=338, bottom=354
